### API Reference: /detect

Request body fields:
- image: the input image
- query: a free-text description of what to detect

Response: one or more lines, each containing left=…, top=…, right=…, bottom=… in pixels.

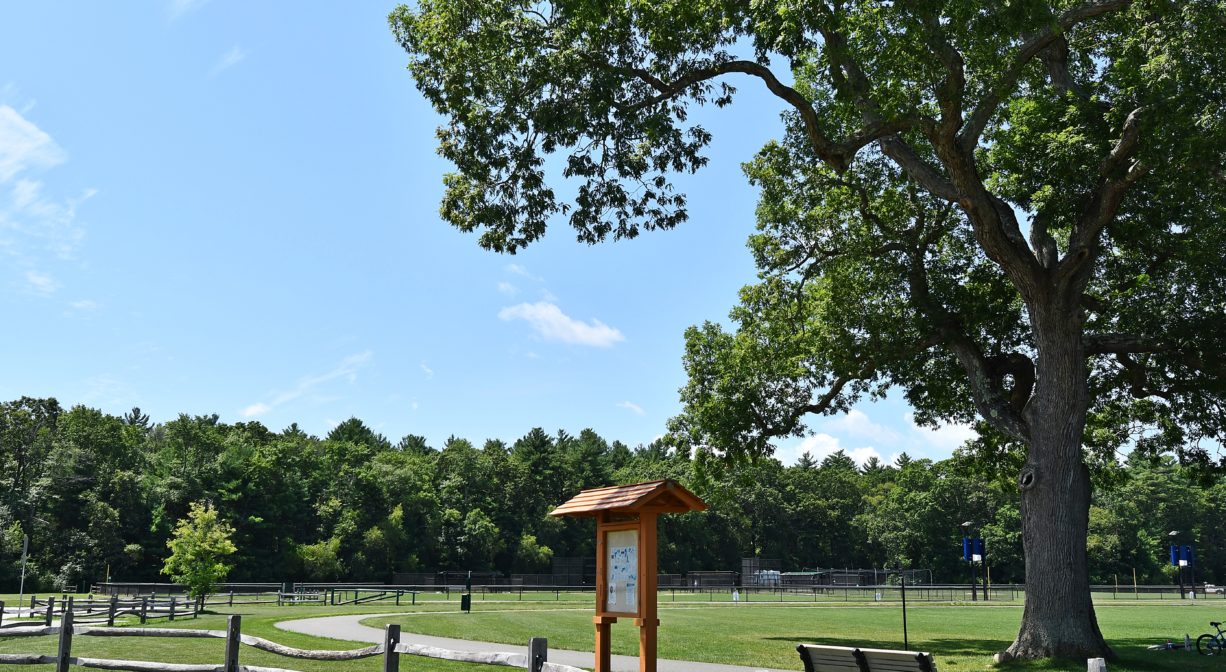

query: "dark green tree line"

left=1, top=397, right=1221, bottom=600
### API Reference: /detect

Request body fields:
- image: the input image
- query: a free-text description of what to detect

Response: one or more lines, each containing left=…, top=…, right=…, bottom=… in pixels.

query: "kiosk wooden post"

left=551, top=479, right=706, bottom=672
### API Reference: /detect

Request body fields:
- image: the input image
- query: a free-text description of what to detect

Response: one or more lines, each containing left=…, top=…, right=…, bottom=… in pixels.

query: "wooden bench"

left=797, top=644, right=937, bottom=672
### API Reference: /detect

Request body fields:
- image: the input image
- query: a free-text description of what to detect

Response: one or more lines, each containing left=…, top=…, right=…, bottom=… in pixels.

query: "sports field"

left=367, top=599, right=1226, bottom=671
left=1, top=594, right=1223, bottom=671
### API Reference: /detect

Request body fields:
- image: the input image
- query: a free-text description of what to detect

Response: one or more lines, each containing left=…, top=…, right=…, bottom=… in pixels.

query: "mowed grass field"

left=2, top=593, right=1225, bottom=671
left=366, top=600, right=1226, bottom=671
left=0, top=599, right=477, bottom=672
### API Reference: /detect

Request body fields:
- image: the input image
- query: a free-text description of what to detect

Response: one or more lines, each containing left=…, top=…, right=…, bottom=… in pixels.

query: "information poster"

left=605, top=529, right=639, bottom=614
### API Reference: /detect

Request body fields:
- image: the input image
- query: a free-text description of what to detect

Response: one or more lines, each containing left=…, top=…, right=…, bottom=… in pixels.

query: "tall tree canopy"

left=391, top=0, right=1226, bottom=659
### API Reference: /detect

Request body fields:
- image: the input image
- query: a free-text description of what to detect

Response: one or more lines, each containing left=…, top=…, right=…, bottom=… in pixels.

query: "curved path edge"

left=276, top=613, right=792, bottom=672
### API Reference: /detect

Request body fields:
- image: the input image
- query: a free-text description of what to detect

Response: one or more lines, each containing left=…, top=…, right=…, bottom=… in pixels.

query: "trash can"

left=460, top=593, right=471, bottom=612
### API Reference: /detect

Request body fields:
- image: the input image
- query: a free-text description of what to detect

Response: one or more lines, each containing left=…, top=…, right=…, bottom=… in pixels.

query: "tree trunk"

left=1007, top=308, right=1112, bottom=660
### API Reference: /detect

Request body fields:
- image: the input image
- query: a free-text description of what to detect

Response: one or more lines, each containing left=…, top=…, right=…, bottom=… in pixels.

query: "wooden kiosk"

left=550, top=479, right=707, bottom=672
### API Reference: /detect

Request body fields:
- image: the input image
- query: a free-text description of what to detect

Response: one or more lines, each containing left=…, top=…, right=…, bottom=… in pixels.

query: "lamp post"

left=961, top=521, right=977, bottom=602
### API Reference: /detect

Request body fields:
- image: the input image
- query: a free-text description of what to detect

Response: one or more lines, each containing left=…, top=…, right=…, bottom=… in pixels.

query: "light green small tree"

left=162, top=501, right=236, bottom=610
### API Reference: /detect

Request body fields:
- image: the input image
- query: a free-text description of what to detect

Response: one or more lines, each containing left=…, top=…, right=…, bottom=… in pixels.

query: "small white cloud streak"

left=617, top=401, right=645, bottom=416
left=209, top=46, right=248, bottom=78
left=241, top=351, right=372, bottom=417
left=420, top=361, right=434, bottom=378
left=168, top=0, right=210, bottom=20
left=497, top=281, right=518, bottom=295
left=25, top=270, right=58, bottom=296
left=69, top=299, right=98, bottom=311
left=498, top=302, right=624, bottom=347
left=505, top=263, right=542, bottom=281
left=241, top=403, right=271, bottom=417
left=0, top=106, right=93, bottom=291
left=0, top=106, right=65, bottom=181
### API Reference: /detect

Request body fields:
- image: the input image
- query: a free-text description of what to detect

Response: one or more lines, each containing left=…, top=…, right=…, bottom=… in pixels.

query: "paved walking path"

left=277, top=612, right=794, bottom=672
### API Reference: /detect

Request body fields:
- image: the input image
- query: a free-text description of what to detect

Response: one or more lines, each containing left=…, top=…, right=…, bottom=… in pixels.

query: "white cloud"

left=505, top=263, right=542, bottom=281
left=68, top=299, right=98, bottom=312
left=25, top=270, right=58, bottom=296
left=420, top=361, right=434, bottom=378
left=846, top=446, right=885, bottom=465
left=242, top=351, right=373, bottom=417
left=498, top=302, right=624, bottom=347
left=820, top=409, right=902, bottom=445
left=905, top=413, right=977, bottom=452
left=0, top=106, right=94, bottom=292
left=0, top=106, right=65, bottom=181
left=241, top=403, right=271, bottom=418
left=497, top=281, right=518, bottom=296
left=777, top=433, right=888, bottom=467
left=617, top=401, right=645, bottom=416
left=209, top=46, right=248, bottom=78
left=410, top=399, right=419, bottom=412
left=168, top=0, right=210, bottom=20
left=792, top=433, right=843, bottom=462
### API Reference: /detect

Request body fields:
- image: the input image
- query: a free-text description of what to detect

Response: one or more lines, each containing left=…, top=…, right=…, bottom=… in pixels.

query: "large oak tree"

left=391, top=0, right=1226, bottom=658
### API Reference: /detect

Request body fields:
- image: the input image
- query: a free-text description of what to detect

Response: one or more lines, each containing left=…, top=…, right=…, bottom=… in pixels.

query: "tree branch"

left=608, top=59, right=919, bottom=171
left=958, top=0, right=1135, bottom=149
left=878, top=138, right=959, bottom=201
left=1085, top=333, right=1172, bottom=355
left=1058, top=108, right=1148, bottom=287
left=902, top=222, right=1030, bottom=441
left=1115, top=353, right=1174, bottom=401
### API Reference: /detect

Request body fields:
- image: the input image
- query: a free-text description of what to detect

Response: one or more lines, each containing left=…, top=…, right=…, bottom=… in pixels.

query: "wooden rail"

left=0, top=599, right=584, bottom=672
left=24, top=595, right=198, bottom=626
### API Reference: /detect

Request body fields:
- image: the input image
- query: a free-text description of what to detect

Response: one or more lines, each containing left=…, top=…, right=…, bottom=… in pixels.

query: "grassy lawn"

left=3, top=594, right=1224, bottom=671
left=0, top=601, right=491, bottom=672
left=368, top=601, right=1226, bottom=671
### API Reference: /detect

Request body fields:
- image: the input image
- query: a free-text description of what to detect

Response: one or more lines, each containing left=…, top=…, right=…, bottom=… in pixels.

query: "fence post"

left=170, top=597, right=177, bottom=621
left=31, top=595, right=37, bottom=612
left=56, top=602, right=74, bottom=672
left=140, top=596, right=148, bottom=624
left=529, top=637, right=548, bottom=672
left=107, top=595, right=118, bottom=627
left=223, top=614, right=241, bottom=672
left=0, top=599, right=5, bottom=627
left=383, top=624, right=401, bottom=672
left=229, top=591, right=234, bottom=607
left=45, top=596, right=56, bottom=626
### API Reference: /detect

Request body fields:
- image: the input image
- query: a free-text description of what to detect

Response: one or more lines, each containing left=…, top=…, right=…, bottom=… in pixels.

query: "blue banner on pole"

left=963, top=537, right=970, bottom=562
left=1170, top=545, right=1178, bottom=567
left=975, top=538, right=985, bottom=557
left=1185, top=545, right=1195, bottom=566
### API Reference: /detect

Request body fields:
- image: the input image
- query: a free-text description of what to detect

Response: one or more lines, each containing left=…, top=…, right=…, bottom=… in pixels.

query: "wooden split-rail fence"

left=0, top=600, right=584, bottom=672
left=0, top=595, right=197, bottom=630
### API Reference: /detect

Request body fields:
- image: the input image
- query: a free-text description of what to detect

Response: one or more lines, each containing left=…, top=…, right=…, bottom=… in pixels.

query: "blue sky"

left=0, top=1, right=972, bottom=465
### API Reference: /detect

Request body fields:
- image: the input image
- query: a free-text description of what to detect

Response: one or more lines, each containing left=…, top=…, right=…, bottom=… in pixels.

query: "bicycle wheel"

left=1197, top=633, right=1222, bottom=655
